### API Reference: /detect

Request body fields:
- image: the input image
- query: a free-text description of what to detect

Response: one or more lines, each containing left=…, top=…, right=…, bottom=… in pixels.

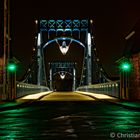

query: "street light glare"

left=7, top=63, right=16, bottom=72
left=121, top=62, right=131, bottom=71
left=123, top=64, right=129, bottom=69
left=35, top=20, right=38, bottom=24
left=60, top=72, right=65, bottom=79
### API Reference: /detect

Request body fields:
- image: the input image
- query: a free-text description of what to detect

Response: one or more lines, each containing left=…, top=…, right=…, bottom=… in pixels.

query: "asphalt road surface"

left=0, top=92, right=140, bottom=140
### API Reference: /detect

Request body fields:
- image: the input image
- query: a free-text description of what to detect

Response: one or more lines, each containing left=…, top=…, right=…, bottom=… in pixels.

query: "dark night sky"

left=10, top=0, right=140, bottom=79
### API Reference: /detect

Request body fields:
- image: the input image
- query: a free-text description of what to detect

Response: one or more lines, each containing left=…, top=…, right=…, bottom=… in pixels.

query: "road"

left=0, top=92, right=140, bottom=140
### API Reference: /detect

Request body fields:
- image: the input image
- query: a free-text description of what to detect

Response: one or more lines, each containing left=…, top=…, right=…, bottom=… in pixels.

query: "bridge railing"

left=16, top=82, right=50, bottom=98
left=0, top=82, right=50, bottom=100
left=76, top=80, right=120, bottom=98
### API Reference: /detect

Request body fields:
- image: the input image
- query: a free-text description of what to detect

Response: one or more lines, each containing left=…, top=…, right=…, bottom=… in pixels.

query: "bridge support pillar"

left=120, top=71, right=129, bottom=100
left=49, top=68, right=53, bottom=91
left=86, top=33, right=92, bottom=85
left=37, top=32, right=45, bottom=86
left=73, top=67, right=76, bottom=91
left=7, top=71, right=16, bottom=100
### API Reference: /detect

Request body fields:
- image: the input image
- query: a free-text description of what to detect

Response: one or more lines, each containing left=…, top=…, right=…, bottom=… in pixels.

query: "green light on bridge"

left=7, top=63, right=16, bottom=72
left=120, top=62, right=131, bottom=71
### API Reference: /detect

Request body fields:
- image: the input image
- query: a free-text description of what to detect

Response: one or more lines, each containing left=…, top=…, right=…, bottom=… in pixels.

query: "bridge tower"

left=35, top=19, right=95, bottom=90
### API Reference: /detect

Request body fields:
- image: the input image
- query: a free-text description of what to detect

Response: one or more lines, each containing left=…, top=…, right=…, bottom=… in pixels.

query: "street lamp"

left=59, top=41, right=69, bottom=55
left=56, top=39, right=72, bottom=55
left=120, top=62, right=131, bottom=72
left=7, top=62, right=17, bottom=100
left=119, top=60, right=132, bottom=100
left=59, top=72, right=66, bottom=80
left=7, top=63, right=16, bottom=72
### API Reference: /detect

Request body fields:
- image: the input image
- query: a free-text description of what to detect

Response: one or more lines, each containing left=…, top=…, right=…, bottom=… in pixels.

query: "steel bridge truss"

left=36, top=19, right=93, bottom=88
left=49, top=62, right=76, bottom=91
left=23, top=19, right=110, bottom=90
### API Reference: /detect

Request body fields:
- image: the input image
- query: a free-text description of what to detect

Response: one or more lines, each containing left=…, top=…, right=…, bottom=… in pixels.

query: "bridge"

left=0, top=0, right=139, bottom=102
left=1, top=1, right=140, bottom=139
left=1, top=18, right=123, bottom=101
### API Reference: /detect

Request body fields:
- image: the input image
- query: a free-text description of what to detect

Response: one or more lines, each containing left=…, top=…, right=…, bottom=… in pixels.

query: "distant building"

left=123, top=18, right=140, bottom=100
left=129, top=52, right=140, bottom=100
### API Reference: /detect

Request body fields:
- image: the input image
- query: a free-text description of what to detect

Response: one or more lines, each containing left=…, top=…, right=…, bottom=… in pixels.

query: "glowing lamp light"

left=60, top=72, right=66, bottom=79
left=35, top=20, right=38, bottom=24
left=123, top=64, right=129, bottom=69
left=120, top=62, right=131, bottom=71
left=59, top=41, right=69, bottom=55
left=56, top=39, right=72, bottom=55
left=7, top=63, right=16, bottom=72
left=37, top=33, right=41, bottom=46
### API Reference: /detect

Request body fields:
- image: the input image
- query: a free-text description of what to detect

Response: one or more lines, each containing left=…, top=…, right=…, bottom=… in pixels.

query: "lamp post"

left=119, top=58, right=132, bottom=100
left=3, top=0, right=10, bottom=100
left=7, top=61, right=17, bottom=100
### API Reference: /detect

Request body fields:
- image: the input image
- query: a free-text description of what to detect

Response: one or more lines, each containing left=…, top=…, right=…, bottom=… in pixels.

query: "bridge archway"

left=36, top=19, right=94, bottom=91
left=42, top=37, right=85, bottom=91
left=20, top=19, right=111, bottom=91
left=52, top=71, right=73, bottom=91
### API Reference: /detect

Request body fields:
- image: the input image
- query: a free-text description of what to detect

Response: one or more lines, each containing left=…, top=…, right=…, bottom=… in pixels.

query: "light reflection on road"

left=0, top=96, right=140, bottom=139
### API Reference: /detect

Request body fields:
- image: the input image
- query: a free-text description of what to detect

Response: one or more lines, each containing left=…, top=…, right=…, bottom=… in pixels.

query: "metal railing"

left=16, top=82, right=50, bottom=98
left=76, top=80, right=120, bottom=98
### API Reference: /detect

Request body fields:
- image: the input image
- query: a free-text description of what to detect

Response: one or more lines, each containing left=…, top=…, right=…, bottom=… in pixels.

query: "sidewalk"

left=0, top=91, right=52, bottom=111
left=76, top=91, right=140, bottom=111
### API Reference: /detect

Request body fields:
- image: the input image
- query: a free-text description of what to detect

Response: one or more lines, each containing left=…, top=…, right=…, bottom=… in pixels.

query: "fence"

left=16, top=82, right=50, bottom=98
left=77, top=80, right=120, bottom=98
left=0, top=82, right=50, bottom=100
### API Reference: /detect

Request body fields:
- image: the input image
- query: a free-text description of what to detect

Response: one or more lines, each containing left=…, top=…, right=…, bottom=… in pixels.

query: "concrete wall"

left=129, top=52, right=140, bottom=100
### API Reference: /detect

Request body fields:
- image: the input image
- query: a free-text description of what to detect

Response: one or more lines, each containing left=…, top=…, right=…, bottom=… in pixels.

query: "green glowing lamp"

left=120, top=62, right=131, bottom=71
left=7, top=63, right=16, bottom=72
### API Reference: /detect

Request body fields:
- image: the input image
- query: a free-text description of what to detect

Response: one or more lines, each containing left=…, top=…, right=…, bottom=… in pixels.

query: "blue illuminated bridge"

left=1, top=0, right=140, bottom=139
left=1, top=17, right=140, bottom=140
left=1, top=19, right=120, bottom=100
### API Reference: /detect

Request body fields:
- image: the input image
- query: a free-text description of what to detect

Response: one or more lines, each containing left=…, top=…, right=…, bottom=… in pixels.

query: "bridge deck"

left=40, top=92, right=95, bottom=101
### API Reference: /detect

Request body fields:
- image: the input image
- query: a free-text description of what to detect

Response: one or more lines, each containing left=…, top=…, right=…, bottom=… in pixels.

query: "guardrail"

left=16, top=82, right=50, bottom=98
left=76, top=80, right=120, bottom=98
left=0, top=83, right=50, bottom=100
